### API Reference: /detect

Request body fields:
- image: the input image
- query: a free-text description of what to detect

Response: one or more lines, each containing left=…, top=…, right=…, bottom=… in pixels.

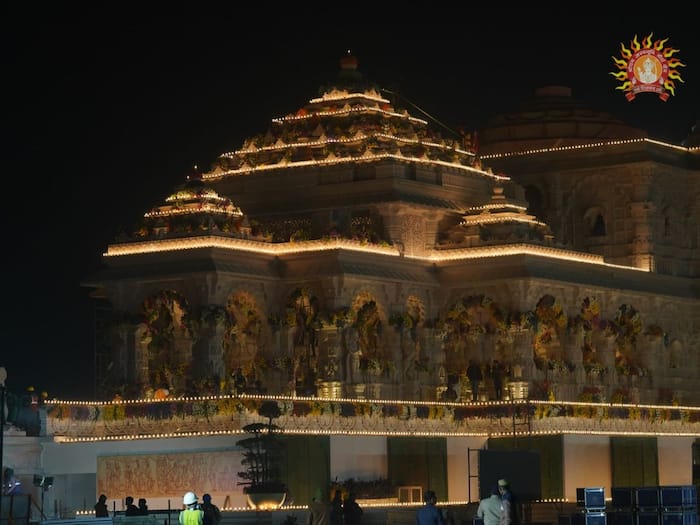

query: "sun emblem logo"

left=610, top=33, right=685, bottom=101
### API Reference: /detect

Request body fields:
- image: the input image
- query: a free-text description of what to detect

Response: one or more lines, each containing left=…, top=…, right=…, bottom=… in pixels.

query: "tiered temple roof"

left=128, top=173, right=263, bottom=241
left=203, top=53, right=483, bottom=181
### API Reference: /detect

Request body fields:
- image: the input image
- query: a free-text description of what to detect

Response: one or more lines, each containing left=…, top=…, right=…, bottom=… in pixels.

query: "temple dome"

left=477, top=85, right=647, bottom=155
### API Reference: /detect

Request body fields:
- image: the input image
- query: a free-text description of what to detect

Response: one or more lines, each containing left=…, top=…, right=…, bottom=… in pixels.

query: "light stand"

left=0, top=367, right=6, bottom=522
left=33, top=475, right=53, bottom=519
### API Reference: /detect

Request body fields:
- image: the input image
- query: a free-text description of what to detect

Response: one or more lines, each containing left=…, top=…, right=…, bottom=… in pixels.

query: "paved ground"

left=37, top=501, right=590, bottom=525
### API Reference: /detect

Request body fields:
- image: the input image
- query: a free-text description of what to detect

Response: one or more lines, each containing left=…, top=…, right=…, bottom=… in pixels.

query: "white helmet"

left=183, top=492, right=198, bottom=505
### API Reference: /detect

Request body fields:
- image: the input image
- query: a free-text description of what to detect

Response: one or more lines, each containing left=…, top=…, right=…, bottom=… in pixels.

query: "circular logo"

left=632, top=53, right=663, bottom=85
left=610, top=33, right=685, bottom=101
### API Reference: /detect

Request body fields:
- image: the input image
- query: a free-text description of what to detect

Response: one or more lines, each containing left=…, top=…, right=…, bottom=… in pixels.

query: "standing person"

left=477, top=485, right=502, bottom=525
left=467, top=360, right=483, bottom=402
left=201, top=493, right=222, bottom=525
left=331, top=489, right=344, bottom=525
left=491, top=360, right=504, bottom=401
left=498, top=479, right=519, bottom=525
left=343, top=492, right=363, bottom=525
left=180, top=491, right=204, bottom=525
left=307, top=488, right=331, bottom=525
left=138, top=498, right=149, bottom=515
left=94, top=494, right=109, bottom=518
left=416, top=490, right=444, bottom=525
left=125, top=496, right=140, bottom=516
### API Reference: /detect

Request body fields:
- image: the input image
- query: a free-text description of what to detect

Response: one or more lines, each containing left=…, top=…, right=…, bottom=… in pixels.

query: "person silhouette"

left=94, top=494, right=109, bottom=518
left=498, top=479, right=520, bottom=525
left=307, top=488, right=331, bottom=525
left=180, top=492, right=203, bottom=525
left=477, top=484, right=501, bottom=525
left=343, top=492, right=363, bottom=525
left=201, top=493, right=221, bottom=525
left=125, top=496, right=139, bottom=516
left=491, top=360, right=504, bottom=401
left=331, top=489, right=343, bottom=525
left=416, top=490, right=444, bottom=525
left=467, top=360, right=483, bottom=402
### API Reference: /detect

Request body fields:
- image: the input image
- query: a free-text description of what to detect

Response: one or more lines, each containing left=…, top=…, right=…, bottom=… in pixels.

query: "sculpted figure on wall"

left=394, top=295, right=426, bottom=382
left=443, top=295, right=504, bottom=378
left=342, top=294, right=389, bottom=383
left=288, top=288, right=321, bottom=388
left=140, top=290, right=195, bottom=392
left=97, top=282, right=685, bottom=404
left=223, top=292, right=263, bottom=379
left=529, top=294, right=567, bottom=371
left=346, top=326, right=361, bottom=384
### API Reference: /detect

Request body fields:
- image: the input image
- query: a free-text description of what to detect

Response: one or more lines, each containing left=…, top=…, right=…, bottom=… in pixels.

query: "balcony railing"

left=43, top=393, right=700, bottom=442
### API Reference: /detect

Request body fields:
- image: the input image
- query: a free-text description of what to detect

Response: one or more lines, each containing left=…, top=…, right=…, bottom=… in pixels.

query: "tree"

left=236, top=400, right=287, bottom=494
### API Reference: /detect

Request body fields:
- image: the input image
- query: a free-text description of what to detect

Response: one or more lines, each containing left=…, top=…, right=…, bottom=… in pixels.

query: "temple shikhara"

left=4, top=54, right=699, bottom=521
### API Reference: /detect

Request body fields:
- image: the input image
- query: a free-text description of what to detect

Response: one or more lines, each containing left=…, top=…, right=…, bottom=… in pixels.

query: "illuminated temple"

left=4, top=54, right=699, bottom=520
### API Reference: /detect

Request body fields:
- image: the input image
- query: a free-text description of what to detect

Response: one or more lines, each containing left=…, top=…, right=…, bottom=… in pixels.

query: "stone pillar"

left=133, top=323, right=150, bottom=385
left=318, top=326, right=341, bottom=382
left=206, top=321, right=226, bottom=378
left=629, top=201, right=656, bottom=271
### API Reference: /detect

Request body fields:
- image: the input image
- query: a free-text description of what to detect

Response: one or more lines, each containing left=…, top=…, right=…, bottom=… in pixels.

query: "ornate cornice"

left=46, top=394, right=700, bottom=443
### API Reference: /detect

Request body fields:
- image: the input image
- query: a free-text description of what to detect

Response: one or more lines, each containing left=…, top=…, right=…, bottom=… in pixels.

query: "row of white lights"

left=103, top=235, right=646, bottom=273
left=223, top=131, right=474, bottom=158
left=480, top=137, right=696, bottom=159
left=54, top=423, right=700, bottom=444
left=165, top=191, right=229, bottom=204
left=465, top=203, right=528, bottom=213
left=309, top=89, right=389, bottom=105
left=144, top=203, right=243, bottom=217
left=50, top=393, right=700, bottom=443
left=144, top=204, right=243, bottom=218
left=270, top=104, right=428, bottom=126
left=53, top=393, right=697, bottom=413
left=460, top=215, right=548, bottom=227
left=203, top=151, right=506, bottom=180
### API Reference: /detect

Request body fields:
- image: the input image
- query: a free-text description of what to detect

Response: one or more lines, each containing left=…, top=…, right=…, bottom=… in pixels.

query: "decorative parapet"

left=104, top=235, right=399, bottom=257
left=44, top=394, right=700, bottom=442
left=104, top=236, right=642, bottom=275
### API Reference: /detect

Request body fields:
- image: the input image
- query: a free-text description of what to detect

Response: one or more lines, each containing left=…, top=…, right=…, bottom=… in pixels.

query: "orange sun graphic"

left=610, top=33, right=686, bottom=101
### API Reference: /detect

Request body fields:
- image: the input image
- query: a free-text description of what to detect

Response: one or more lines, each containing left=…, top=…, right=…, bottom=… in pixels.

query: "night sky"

left=4, top=6, right=699, bottom=399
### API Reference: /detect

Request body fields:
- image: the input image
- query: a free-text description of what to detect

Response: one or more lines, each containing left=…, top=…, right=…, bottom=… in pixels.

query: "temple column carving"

left=630, top=201, right=656, bottom=271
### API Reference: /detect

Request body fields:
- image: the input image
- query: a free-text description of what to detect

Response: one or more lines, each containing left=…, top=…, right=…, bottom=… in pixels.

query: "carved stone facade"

left=87, top=59, right=699, bottom=409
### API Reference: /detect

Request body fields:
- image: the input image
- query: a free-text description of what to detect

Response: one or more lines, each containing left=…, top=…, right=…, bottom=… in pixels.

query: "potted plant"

left=236, top=400, right=287, bottom=509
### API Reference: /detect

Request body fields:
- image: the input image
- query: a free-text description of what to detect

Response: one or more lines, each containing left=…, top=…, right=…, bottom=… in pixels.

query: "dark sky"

left=4, top=7, right=699, bottom=399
